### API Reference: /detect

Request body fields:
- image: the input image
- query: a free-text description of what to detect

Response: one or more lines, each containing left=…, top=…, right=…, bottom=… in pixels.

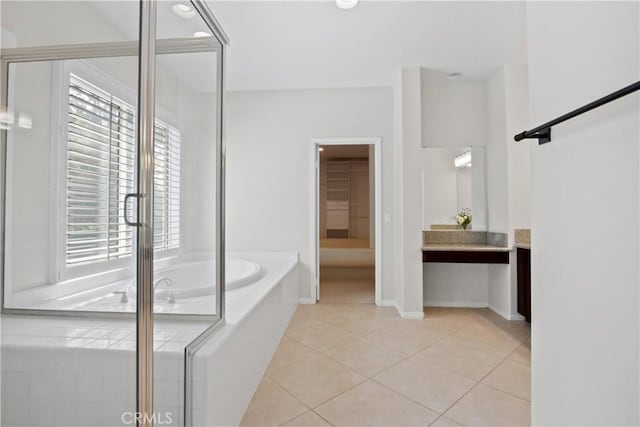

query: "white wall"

left=224, top=87, right=395, bottom=302
left=423, top=264, right=489, bottom=308
left=421, top=69, right=487, bottom=148
left=527, top=1, right=639, bottom=425
left=392, top=68, right=424, bottom=318
left=483, top=64, right=530, bottom=320
left=420, top=69, right=493, bottom=310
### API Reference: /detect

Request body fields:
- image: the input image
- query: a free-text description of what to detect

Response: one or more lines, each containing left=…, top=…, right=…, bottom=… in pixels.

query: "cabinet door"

left=517, top=248, right=531, bottom=322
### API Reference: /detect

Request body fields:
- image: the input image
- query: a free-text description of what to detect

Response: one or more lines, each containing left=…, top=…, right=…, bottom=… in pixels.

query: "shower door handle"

left=124, top=193, right=141, bottom=227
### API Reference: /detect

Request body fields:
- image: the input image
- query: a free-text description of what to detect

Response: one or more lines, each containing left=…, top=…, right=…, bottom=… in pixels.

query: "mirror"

left=421, top=146, right=487, bottom=231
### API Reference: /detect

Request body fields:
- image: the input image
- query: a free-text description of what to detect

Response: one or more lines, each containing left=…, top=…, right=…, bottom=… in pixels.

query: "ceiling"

left=86, top=1, right=527, bottom=92
left=207, top=1, right=528, bottom=91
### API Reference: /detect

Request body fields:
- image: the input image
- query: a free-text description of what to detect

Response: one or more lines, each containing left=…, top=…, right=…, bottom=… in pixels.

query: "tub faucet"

left=153, top=277, right=173, bottom=290
left=114, top=290, right=128, bottom=303
left=154, top=277, right=176, bottom=304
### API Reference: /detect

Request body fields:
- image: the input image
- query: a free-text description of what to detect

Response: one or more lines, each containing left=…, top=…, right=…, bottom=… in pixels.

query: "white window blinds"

left=65, top=73, right=180, bottom=267
left=153, top=121, right=181, bottom=252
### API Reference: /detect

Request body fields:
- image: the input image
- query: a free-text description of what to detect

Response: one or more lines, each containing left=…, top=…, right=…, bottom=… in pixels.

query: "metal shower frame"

left=0, top=1, right=228, bottom=425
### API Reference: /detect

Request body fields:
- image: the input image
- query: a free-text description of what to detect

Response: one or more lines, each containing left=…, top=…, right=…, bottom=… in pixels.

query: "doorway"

left=309, top=137, right=382, bottom=305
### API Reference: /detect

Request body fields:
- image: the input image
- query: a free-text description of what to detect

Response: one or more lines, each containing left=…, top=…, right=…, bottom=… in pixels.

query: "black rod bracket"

left=513, top=80, right=640, bottom=146
left=514, top=128, right=551, bottom=145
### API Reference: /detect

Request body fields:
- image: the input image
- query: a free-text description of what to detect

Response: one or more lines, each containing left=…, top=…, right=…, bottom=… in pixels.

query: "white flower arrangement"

left=454, top=208, right=472, bottom=230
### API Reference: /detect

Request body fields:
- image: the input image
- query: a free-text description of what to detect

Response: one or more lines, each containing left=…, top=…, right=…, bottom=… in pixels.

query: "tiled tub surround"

left=191, top=253, right=299, bottom=426
left=1, top=316, right=201, bottom=427
left=422, top=230, right=509, bottom=251
left=1, top=252, right=299, bottom=427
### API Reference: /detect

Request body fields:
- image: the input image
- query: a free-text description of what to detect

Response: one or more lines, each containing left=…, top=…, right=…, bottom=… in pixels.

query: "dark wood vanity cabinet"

left=517, top=248, right=531, bottom=322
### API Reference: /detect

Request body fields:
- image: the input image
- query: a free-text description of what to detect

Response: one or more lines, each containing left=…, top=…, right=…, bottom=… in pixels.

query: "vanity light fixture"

left=193, top=31, right=212, bottom=38
left=336, top=0, right=359, bottom=10
left=172, top=3, right=196, bottom=19
left=318, top=147, right=324, bottom=152
left=454, top=151, right=472, bottom=168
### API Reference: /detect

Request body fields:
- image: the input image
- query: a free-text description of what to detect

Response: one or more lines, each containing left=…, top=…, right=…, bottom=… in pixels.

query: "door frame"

left=309, top=137, right=382, bottom=305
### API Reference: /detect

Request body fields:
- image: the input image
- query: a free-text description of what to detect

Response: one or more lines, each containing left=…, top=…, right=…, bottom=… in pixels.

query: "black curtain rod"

left=514, top=80, right=640, bottom=144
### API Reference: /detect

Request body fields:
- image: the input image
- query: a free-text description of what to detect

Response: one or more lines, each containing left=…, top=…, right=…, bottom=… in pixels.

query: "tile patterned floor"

left=241, top=304, right=531, bottom=426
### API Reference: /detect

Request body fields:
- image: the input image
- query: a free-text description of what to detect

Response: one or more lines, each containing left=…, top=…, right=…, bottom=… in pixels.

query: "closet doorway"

left=309, top=138, right=382, bottom=305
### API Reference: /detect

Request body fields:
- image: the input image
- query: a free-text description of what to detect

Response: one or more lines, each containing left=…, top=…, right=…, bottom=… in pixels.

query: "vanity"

left=422, top=230, right=509, bottom=264
left=420, top=145, right=529, bottom=319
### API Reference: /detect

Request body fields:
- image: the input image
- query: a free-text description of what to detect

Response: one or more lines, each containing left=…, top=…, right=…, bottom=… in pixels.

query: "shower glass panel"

left=153, top=3, right=224, bottom=425
left=1, top=1, right=227, bottom=425
left=0, top=1, right=141, bottom=425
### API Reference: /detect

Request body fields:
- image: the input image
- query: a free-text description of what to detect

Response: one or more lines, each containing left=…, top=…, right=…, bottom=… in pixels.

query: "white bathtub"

left=128, top=257, right=263, bottom=300
left=0, top=253, right=299, bottom=427
left=27, top=256, right=263, bottom=315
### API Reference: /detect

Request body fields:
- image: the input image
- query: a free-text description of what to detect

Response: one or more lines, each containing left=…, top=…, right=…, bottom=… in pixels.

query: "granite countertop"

left=422, top=243, right=511, bottom=252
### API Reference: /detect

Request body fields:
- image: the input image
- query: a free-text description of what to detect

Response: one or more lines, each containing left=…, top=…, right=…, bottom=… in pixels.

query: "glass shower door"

left=152, top=2, right=225, bottom=425
left=0, top=1, right=227, bottom=425
left=0, top=1, right=142, bottom=426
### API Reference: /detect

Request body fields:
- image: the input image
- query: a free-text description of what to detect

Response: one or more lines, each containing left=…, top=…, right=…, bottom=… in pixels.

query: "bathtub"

left=0, top=252, right=299, bottom=427
left=127, top=257, right=263, bottom=299
left=25, top=256, right=263, bottom=315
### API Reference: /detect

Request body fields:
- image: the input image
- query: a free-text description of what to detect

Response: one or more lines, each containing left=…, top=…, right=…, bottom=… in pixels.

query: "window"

left=65, top=73, right=180, bottom=268
left=153, top=120, right=181, bottom=252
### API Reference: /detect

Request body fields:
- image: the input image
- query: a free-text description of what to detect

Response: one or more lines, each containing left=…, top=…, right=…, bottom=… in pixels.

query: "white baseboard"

left=298, top=298, right=316, bottom=304
left=508, top=312, right=526, bottom=321
left=487, top=304, right=526, bottom=321
left=398, top=311, right=425, bottom=319
left=424, top=301, right=488, bottom=308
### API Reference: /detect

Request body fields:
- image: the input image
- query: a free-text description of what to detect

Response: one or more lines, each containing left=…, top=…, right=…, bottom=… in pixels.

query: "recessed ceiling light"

left=172, top=3, right=195, bottom=19
left=193, top=31, right=212, bottom=38
left=336, top=0, right=358, bottom=10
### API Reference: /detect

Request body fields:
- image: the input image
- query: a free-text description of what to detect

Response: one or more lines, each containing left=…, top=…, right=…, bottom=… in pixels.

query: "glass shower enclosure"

left=0, top=1, right=227, bottom=425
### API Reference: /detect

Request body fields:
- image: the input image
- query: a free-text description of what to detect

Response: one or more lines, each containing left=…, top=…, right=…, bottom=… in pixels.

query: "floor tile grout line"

left=310, top=408, right=336, bottom=426
left=367, top=375, right=443, bottom=416
left=263, top=371, right=314, bottom=409
left=436, top=333, right=531, bottom=424
left=481, top=381, right=531, bottom=404
left=365, top=324, right=528, bottom=419
left=266, top=348, right=370, bottom=412
left=309, top=376, right=370, bottom=410
left=267, top=304, right=529, bottom=426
